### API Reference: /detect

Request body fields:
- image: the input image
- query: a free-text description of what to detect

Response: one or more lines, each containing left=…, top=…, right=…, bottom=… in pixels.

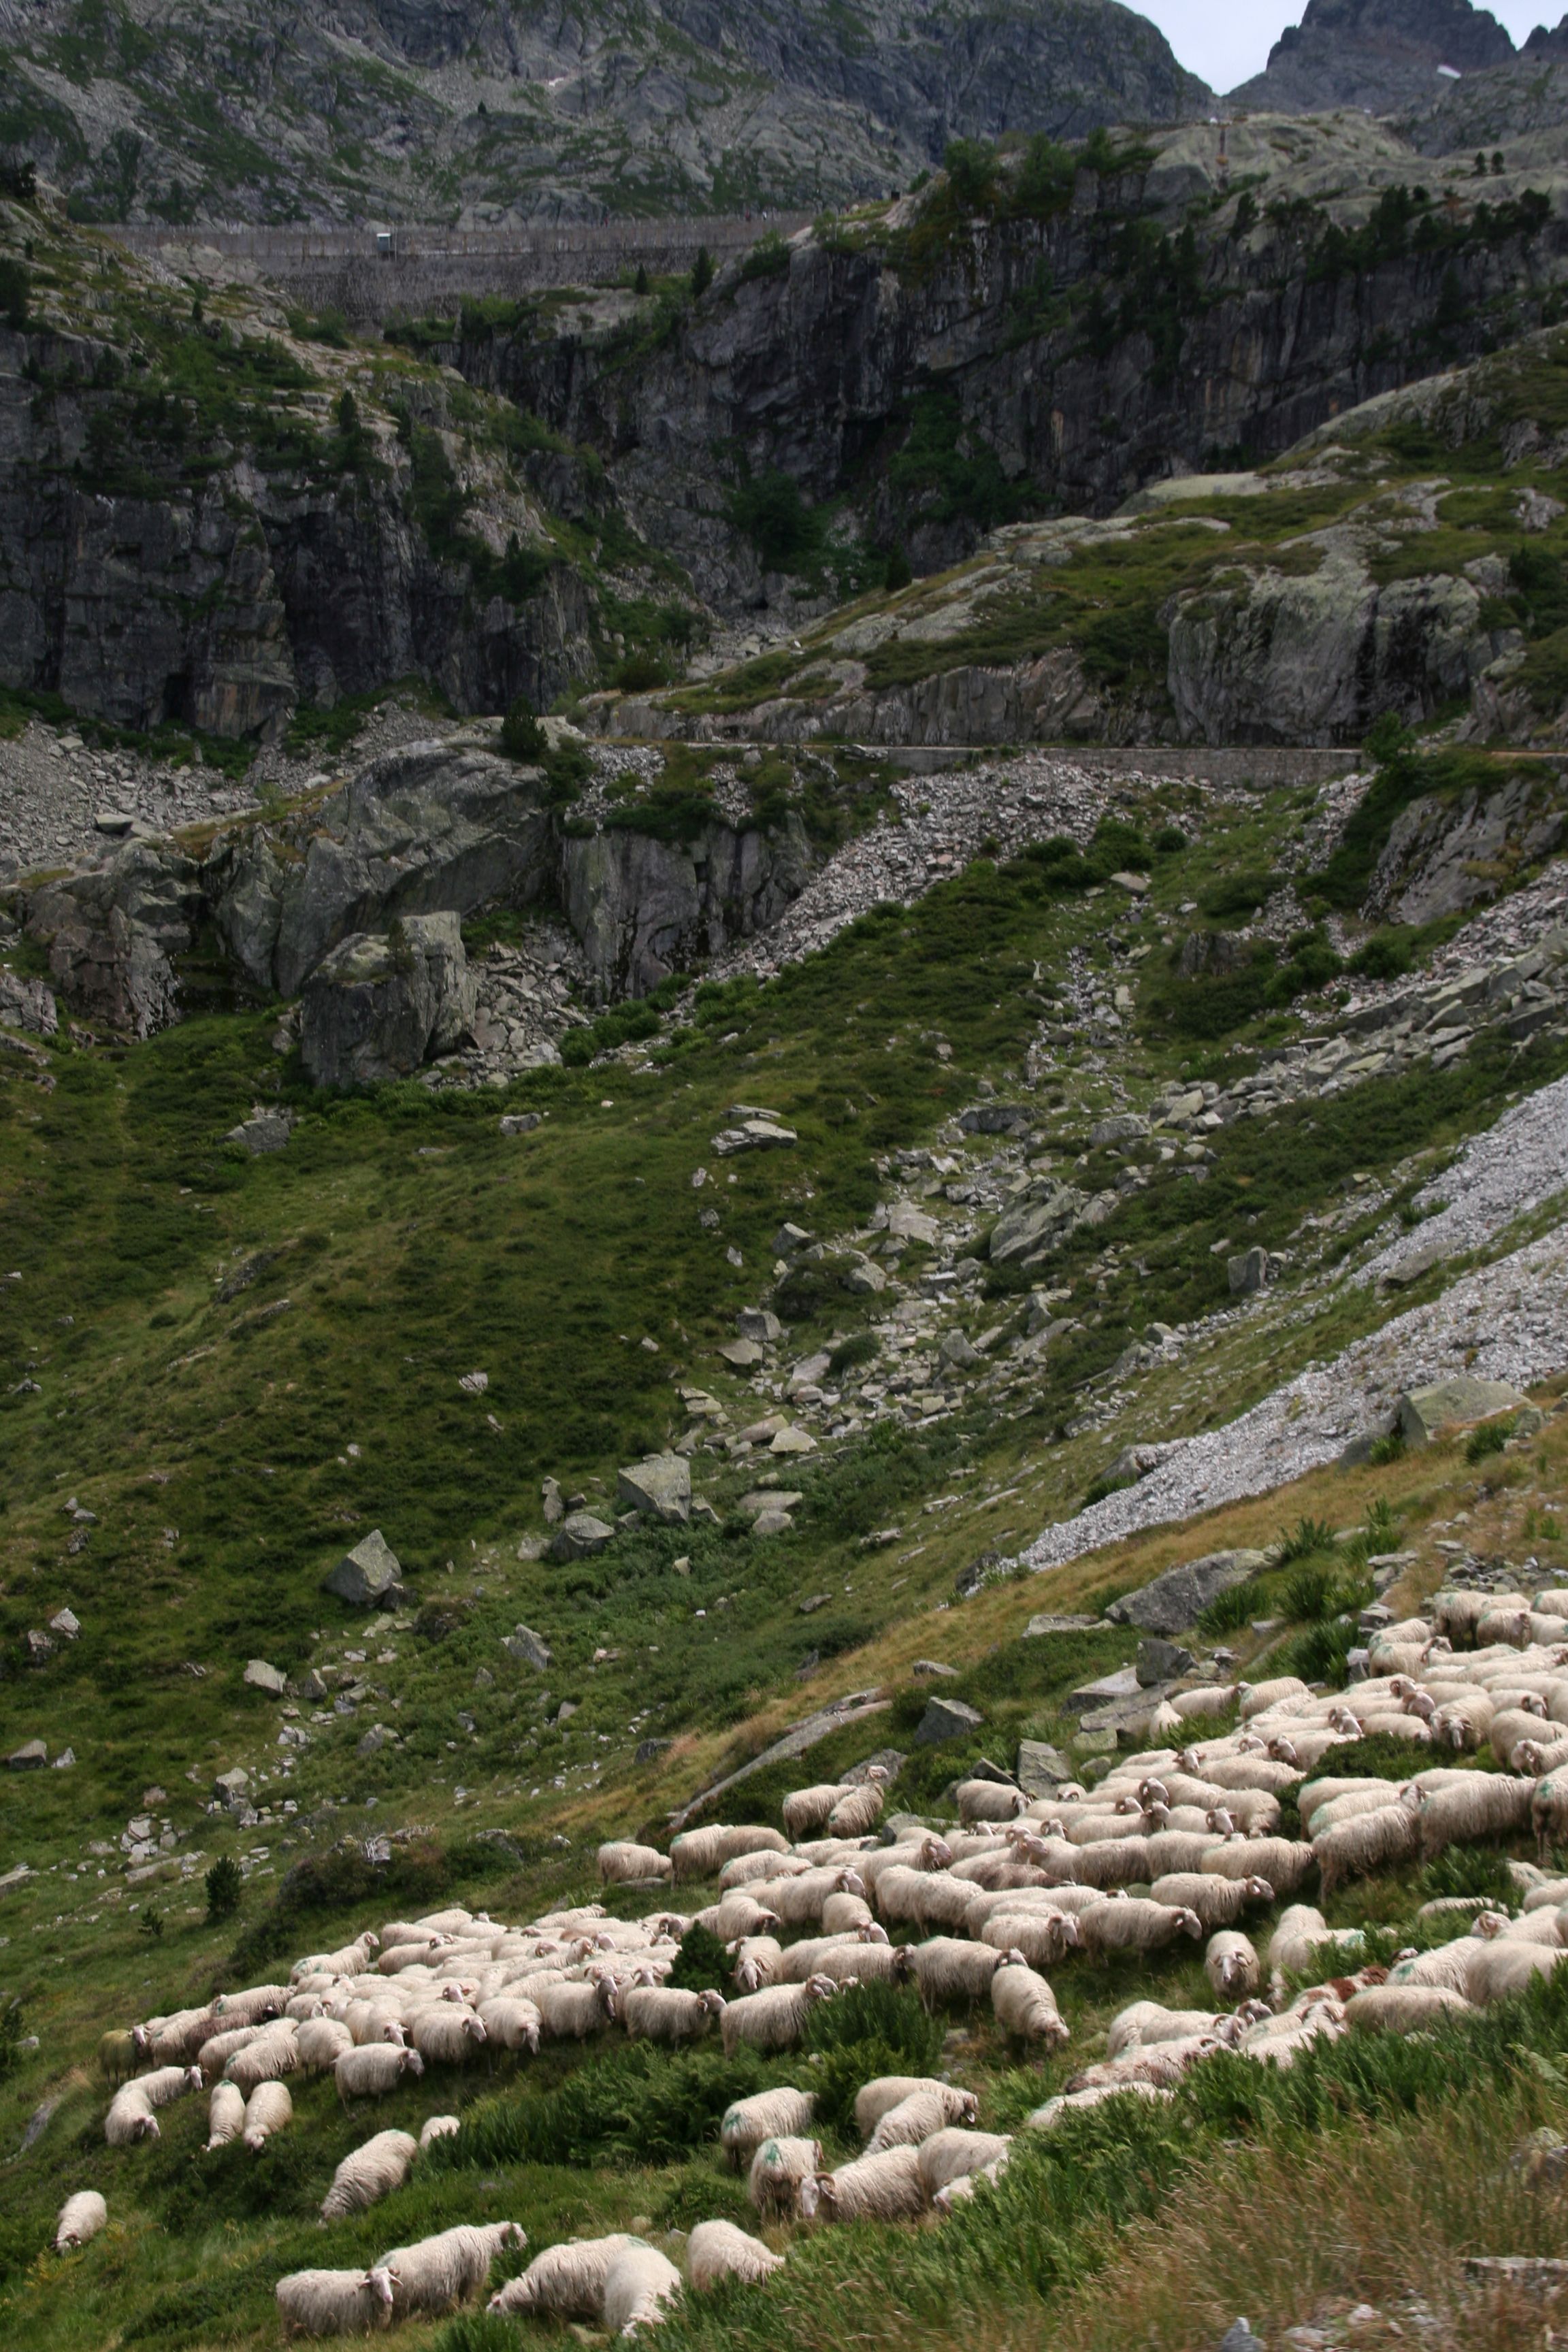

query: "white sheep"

left=749, top=2134, right=823, bottom=2215
left=909, top=1937, right=1017, bottom=2005
left=242, top=2080, right=293, bottom=2151
left=1465, top=1940, right=1568, bottom=2004
left=489, top=2236, right=640, bottom=2318
left=1069, top=2036, right=1220, bottom=2093
left=603, top=2243, right=683, bottom=2335
left=1079, top=1901, right=1204, bottom=1959
left=598, top=1842, right=674, bottom=1886
left=335, top=2044, right=425, bottom=2104
left=1416, top=1774, right=1533, bottom=1860
left=374, top=2219, right=527, bottom=2317
left=206, top=2082, right=246, bottom=2149
left=670, top=1825, right=787, bottom=1881
left=410, top=2005, right=487, bottom=2065
left=730, top=1936, right=783, bottom=1993
left=1205, top=1931, right=1261, bottom=1999
left=807, top=1940, right=913, bottom=1988
left=720, top=1975, right=835, bottom=2054
left=1106, top=2002, right=1232, bottom=2059
left=224, top=2025, right=299, bottom=2096
left=765, top=1867, right=868, bottom=1929
left=1346, top=1984, right=1473, bottom=2031
left=537, top=1976, right=618, bottom=2039
left=623, top=1987, right=725, bottom=2044
left=977, top=1909, right=1081, bottom=1971
left=1313, top=1806, right=1419, bottom=1895
left=720, top=2086, right=817, bottom=2170
left=212, top=1983, right=290, bottom=2029
left=990, top=1960, right=1070, bottom=2046
left=54, top=2191, right=107, bottom=2251
left=135, top=2005, right=219, bottom=2067
left=828, top=1778, right=888, bottom=1838
left=916, top=2128, right=1012, bottom=2197
left=799, top=2144, right=926, bottom=2223
left=782, top=1784, right=842, bottom=1840
left=477, top=1995, right=542, bottom=2053
left=1239, top=1676, right=1311, bottom=1719
left=276, top=2267, right=394, bottom=2338
left=685, top=2219, right=785, bottom=2291
left=321, top=2129, right=419, bottom=2220
left=700, top=1893, right=784, bottom=1943
left=297, top=2018, right=354, bottom=2075
left=956, top=1780, right=1027, bottom=1825
left=198, top=2023, right=269, bottom=2080
left=721, top=1851, right=809, bottom=1892
left=420, top=2114, right=461, bottom=2149
left=1026, top=2082, right=1173, bottom=2129
left=868, top=2085, right=980, bottom=2150
left=1151, top=1873, right=1273, bottom=1931
left=104, top=2068, right=199, bottom=2145
left=292, top=1934, right=379, bottom=1982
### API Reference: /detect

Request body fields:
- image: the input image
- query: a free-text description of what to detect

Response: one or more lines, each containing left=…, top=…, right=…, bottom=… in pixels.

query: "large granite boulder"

left=1106, top=1548, right=1269, bottom=1635
left=560, top=813, right=813, bottom=999
left=25, top=838, right=202, bottom=1036
left=300, top=911, right=476, bottom=1087
left=617, top=1454, right=692, bottom=1524
left=323, top=1529, right=406, bottom=1608
left=1397, top=1375, right=1530, bottom=1446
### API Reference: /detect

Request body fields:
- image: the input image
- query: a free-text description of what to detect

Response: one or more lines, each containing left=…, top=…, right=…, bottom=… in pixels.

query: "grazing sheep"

left=489, top=2236, right=639, bottom=2319
left=1069, top=2036, right=1220, bottom=2093
left=420, top=2114, right=460, bottom=2149
left=858, top=1838, right=952, bottom=1892
left=1172, top=1685, right=1239, bottom=1720
left=1079, top=1901, right=1204, bottom=1959
left=794, top=1940, right=912, bottom=1989
left=1205, top=1931, right=1261, bottom=1999
left=820, top=1890, right=875, bottom=1935
left=1428, top=1693, right=1495, bottom=1750
left=1345, top=1984, right=1473, bottom=2032
left=764, top=1867, right=868, bottom=1929
left=410, top=2006, right=487, bottom=2065
left=374, top=2221, right=527, bottom=2317
left=730, top=1936, right=783, bottom=1993
left=598, top=1842, right=673, bottom=1886
left=135, top=2006, right=219, bottom=2068
left=909, top=1937, right=1017, bottom=2006
left=977, top=1909, right=1081, bottom=1972
left=243, top=2080, right=293, bottom=2151
left=1416, top=1774, right=1533, bottom=1860
left=1237, top=2005, right=1348, bottom=2068
left=321, top=2129, right=419, bottom=2221
left=1532, top=1771, right=1568, bottom=1857
left=537, top=1977, right=618, bottom=2040
left=476, top=1995, right=542, bottom=2053
left=798, top=2144, right=926, bottom=2224
left=207, top=2081, right=246, bottom=2149
left=1465, top=1940, right=1568, bottom=2004
left=956, top=1780, right=1027, bottom=1825
left=749, top=2134, right=823, bottom=2215
left=783, top=1784, right=841, bottom=1839
left=670, top=1825, right=788, bottom=1882
left=685, top=2219, right=785, bottom=2291
left=721, top=1851, right=808, bottom=1893
left=1107, top=2002, right=1229, bottom=2059
left=828, top=1779, right=887, bottom=1839
left=54, top=2191, right=107, bottom=2251
left=276, top=2267, right=394, bottom=2338
left=868, top=2085, right=980, bottom=2151
left=1150, top=1873, right=1273, bottom=1931
left=720, top=2087, right=817, bottom=2170
left=1239, top=1677, right=1311, bottom=1720
left=1202, top=1756, right=1301, bottom=1795
left=335, top=2044, right=425, bottom=2104
left=603, top=2244, right=683, bottom=2335
left=105, top=2065, right=200, bottom=2145
left=991, top=1961, right=1070, bottom=2047
left=916, top=2128, right=1013, bottom=2198
left=292, top=1935, right=378, bottom=1982
left=224, top=2025, right=299, bottom=2096
left=701, top=1894, right=785, bottom=1944
left=623, top=1987, right=725, bottom=2044
left=297, top=2017, right=354, bottom=2076
left=1314, top=1806, right=1420, bottom=1895
left=97, top=2031, right=135, bottom=2089
left=212, top=1984, right=289, bottom=2030
left=1027, top=2082, right=1174, bottom=2129
left=198, top=2022, right=270, bottom=2080
left=721, top=1975, right=835, bottom=2055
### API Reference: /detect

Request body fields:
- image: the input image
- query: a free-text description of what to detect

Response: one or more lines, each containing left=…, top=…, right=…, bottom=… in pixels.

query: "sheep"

left=623, top=1987, right=725, bottom=2044
left=984, top=1959, right=1066, bottom=2047
left=224, top=2025, right=299, bottom=2096
left=1532, top=1771, right=1568, bottom=1857
left=476, top=1995, right=542, bottom=2053
left=97, top=2030, right=135, bottom=2089
left=799, top=2144, right=927, bottom=2224
left=1239, top=1676, right=1311, bottom=1720
left=1068, top=2036, right=1220, bottom=2093
left=700, top=1894, right=785, bottom=1943
left=670, top=1825, right=787, bottom=1882
left=820, top=1890, right=876, bottom=1934
left=721, top=1976, right=835, bottom=2055
left=374, top=2220, right=527, bottom=2317
left=489, top=2236, right=639, bottom=2319
left=1314, top=1806, right=1419, bottom=1895
left=977, top=1909, right=1081, bottom=1972
left=828, top=1778, right=888, bottom=1838
left=1428, top=1693, right=1495, bottom=1750
left=1205, top=1931, right=1261, bottom=1999
left=1200, top=1837, right=1318, bottom=1895
left=764, top=1867, right=868, bottom=1929
left=197, top=2021, right=271, bottom=2079
left=292, top=1934, right=378, bottom=1982
left=212, top=1983, right=289, bottom=2029
left=1107, top=2002, right=1244, bottom=2058
left=1416, top=1774, right=1533, bottom=1861
left=54, top=2191, right=107, bottom=2251
left=868, top=2085, right=980, bottom=2150
left=1172, top=1684, right=1239, bottom=1720
left=297, top=2017, right=355, bottom=2076
left=800, top=1940, right=913, bottom=1990
left=319, top=2129, right=419, bottom=2221
left=1027, top=2082, right=1174, bottom=2129
left=1465, top=1941, right=1568, bottom=2004
left=956, top=1780, right=1027, bottom=1825
left=749, top=2134, right=824, bottom=2215
left=858, top=1838, right=951, bottom=1892
left=1489, top=1707, right=1551, bottom=1764
left=1079, top=1901, right=1204, bottom=1959
left=721, top=2087, right=817, bottom=2170
left=600, top=2244, right=683, bottom=2336
left=243, top=2080, right=293, bottom=2151
left=1345, top=1984, right=1473, bottom=2032
left=134, top=2005, right=218, bottom=2068
left=276, top=2267, right=395, bottom=2338
left=410, top=2005, right=487, bottom=2065
left=598, top=1842, right=673, bottom=1886
left=730, top=1936, right=783, bottom=1993
left=917, top=2128, right=1013, bottom=2198
left=206, top=2081, right=246, bottom=2149
left=537, top=1976, right=618, bottom=2040
left=335, top=2044, right=425, bottom=2104
left=1201, top=1757, right=1302, bottom=1796
left=1150, top=1873, right=1273, bottom=1932
left=685, top=2219, right=785, bottom=2291
left=783, top=1784, right=843, bottom=1839
left=105, top=2065, right=201, bottom=2145
left=909, top=1937, right=1017, bottom=2006
left=420, top=2114, right=460, bottom=2149
left=1237, top=2005, right=1348, bottom=2069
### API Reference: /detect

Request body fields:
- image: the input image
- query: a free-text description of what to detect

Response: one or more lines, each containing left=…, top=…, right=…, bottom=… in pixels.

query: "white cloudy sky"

left=1139, top=0, right=1556, bottom=94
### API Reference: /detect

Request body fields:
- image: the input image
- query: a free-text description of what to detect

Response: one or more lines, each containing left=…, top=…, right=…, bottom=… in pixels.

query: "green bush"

left=205, top=1855, right=243, bottom=1923
left=429, top=2041, right=770, bottom=2170
left=501, top=694, right=547, bottom=760
left=728, top=470, right=820, bottom=573
left=1466, top=1414, right=1516, bottom=1463
left=665, top=1922, right=732, bottom=1993
left=0, top=257, right=29, bottom=329
left=739, top=233, right=791, bottom=283
left=1274, top=1514, right=1339, bottom=1566
left=828, top=1332, right=879, bottom=1377
left=0, top=1996, right=24, bottom=2082
left=1196, top=1580, right=1262, bottom=1637
left=691, top=245, right=715, bottom=299
left=1420, top=1845, right=1514, bottom=1901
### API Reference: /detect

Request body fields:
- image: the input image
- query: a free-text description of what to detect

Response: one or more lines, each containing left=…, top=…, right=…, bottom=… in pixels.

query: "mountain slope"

left=0, top=0, right=1211, bottom=223
left=1228, top=0, right=1514, bottom=114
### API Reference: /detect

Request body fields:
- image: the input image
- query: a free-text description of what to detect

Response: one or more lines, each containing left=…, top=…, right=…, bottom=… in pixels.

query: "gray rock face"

left=1367, top=771, right=1567, bottom=925
left=300, top=911, right=476, bottom=1087
left=226, top=1111, right=293, bottom=1154
left=988, top=1184, right=1090, bottom=1266
left=1136, top=1637, right=1196, bottom=1686
left=561, top=815, right=813, bottom=998
left=502, top=1626, right=552, bottom=1669
left=1228, top=1245, right=1273, bottom=1296
left=0, top=970, right=57, bottom=1034
left=550, top=1510, right=615, bottom=1561
left=26, top=838, right=202, bottom=1039
left=1230, top=0, right=1512, bottom=114
left=617, top=1454, right=692, bottom=1524
left=1397, top=1374, right=1530, bottom=1444
left=1107, top=1549, right=1269, bottom=1635
left=912, top=1695, right=983, bottom=1745
left=1015, top=1738, right=1073, bottom=1795
left=322, top=1528, right=406, bottom=1608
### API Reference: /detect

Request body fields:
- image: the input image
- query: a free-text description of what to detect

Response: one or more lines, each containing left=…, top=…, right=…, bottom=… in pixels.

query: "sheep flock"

left=57, top=1586, right=1568, bottom=2334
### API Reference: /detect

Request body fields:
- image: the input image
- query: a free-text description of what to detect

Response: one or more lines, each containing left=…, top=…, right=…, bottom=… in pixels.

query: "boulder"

left=887, top=1203, right=939, bottom=1245
left=500, top=1112, right=540, bottom=1135
left=48, top=1608, right=79, bottom=1640
left=502, top=1626, right=552, bottom=1668
left=1024, top=1614, right=1099, bottom=1636
left=226, top=1111, right=292, bottom=1155
left=912, top=1658, right=958, bottom=1678
left=213, top=1768, right=249, bottom=1800
left=242, top=1659, right=287, bottom=1695
left=357, top=1724, right=399, bottom=1756
left=7, top=1740, right=46, bottom=1769
left=617, top=1453, right=691, bottom=1524
left=322, top=1529, right=406, bottom=1610
left=560, top=814, right=813, bottom=999
left=550, top=1511, right=615, bottom=1561
left=939, top=1330, right=981, bottom=1371
left=1107, top=1549, right=1267, bottom=1635
left=719, top=1338, right=765, bottom=1368
left=0, top=970, right=58, bottom=1035
left=988, top=1185, right=1088, bottom=1265
left=1015, top=1739, right=1073, bottom=1796
left=1136, top=1637, right=1196, bottom=1687
left=770, top=1425, right=816, bottom=1455
left=712, top=1118, right=798, bottom=1156
left=960, top=1104, right=1032, bottom=1135
left=1090, top=1113, right=1148, bottom=1145
left=1397, top=1375, right=1531, bottom=1446
left=752, top=1507, right=795, bottom=1536
left=1067, top=1666, right=1143, bottom=1713
left=1227, top=1245, right=1272, bottom=1296
left=299, top=912, right=476, bottom=1088
left=736, top=1308, right=782, bottom=1345
left=912, top=1696, right=983, bottom=1746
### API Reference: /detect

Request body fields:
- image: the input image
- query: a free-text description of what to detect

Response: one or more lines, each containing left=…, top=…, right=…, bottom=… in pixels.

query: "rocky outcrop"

left=561, top=813, right=815, bottom=995
left=1367, top=771, right=1568, bottom=924
left=24, top=838, right=203, bottom=1037
left=299, top=911, right=476, bottom=1086
left=1229, top=0, right=1513, bottom=114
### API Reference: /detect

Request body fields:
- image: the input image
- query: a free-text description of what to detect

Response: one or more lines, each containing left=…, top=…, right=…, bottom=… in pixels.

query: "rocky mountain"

left=0, top=0, right=1211, bottom=223
left=1228, top=0, right=1514, bottom=114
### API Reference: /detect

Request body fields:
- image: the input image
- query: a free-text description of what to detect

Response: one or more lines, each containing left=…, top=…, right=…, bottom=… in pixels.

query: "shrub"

left=1274, top=1514, right=1339, bottom=1566
left=691, top=244, right=715, bottom=298
left=828, top=1332, right=879, bottom=1377
left=729, top=470, right=819, bottom=572
left=665, top=1922, right=733, bottom=1993
left=1364, top=1497, right=1402, bottom=1551
left=1421, top=1845, right=1514, bottom=1901
left=1466, top=1415, right=1516, bottom=1463
left=803, top=1980, right=942, bottom=2070
left=1197, top=1580, right=1262, bottom=1637
left=1367, top=1431, right=1407, bottom=1467
left=0, top=257, right=29, bottom=330
left=1153, top=824, right=1188, bottom=853
left=0, top=1996, right=24, bottom=2081
left=500, top=693, right=548, bottom=760
left=739, top=232, right=790, bottom=283
left=884, top=544, right=913, bottom=591
left=427, top=2042, right=769, bottom=2170
left=205, top=1855, right=243, bottom=1923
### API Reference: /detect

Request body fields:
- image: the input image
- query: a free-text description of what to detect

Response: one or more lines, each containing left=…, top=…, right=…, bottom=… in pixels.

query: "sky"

left=1139, top=0, right=1559, bottom=95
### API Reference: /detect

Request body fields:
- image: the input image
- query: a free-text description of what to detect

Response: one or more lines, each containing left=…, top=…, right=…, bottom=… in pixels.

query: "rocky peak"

left=1231, top=0, right=1514, bottom=110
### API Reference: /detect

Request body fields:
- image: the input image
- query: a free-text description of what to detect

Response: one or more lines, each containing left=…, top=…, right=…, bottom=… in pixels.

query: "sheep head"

left=402, top=2049, right=425, bottom=2077
left=1207, top=1808, right=1237, bottom=1837
left=500, top=2222, right=527, bottom=2250
left=183, top=2065, right=203, bottom=2091
left=838, top=1869, right=867, bottom=1897
left=131, top=2024, right=152, bottom=2061
left=465, top=2016, right=487, bottom=2043
left=137, top=2114, right=160, bottom=2143
left=890, top=1946, right=916, bottom=1983
left=1243, top=1877, right=1275, bottom=1904
left=1468, top=1910, right=1510, bottom=1941
left=998, top=1947, right=1028, bottom=1970
left=1268, top=1738, right=1299, bottom=1765
left=1175, top=1909, right=1204, bottom=1941
left=859, top=1923, right=889, bottom=1945
left=802, top=1974, right=837, bottom=2004
left=368, top=2268, right=396, bottom=2310
left=796, top=2174, right=826, bottom=2223
left=698, top=1989, right=727, bottom=2017
left=595, top=1978, right=619, bottom=2022
left=1138, top=1777, right=1170, bottom=1808
left=923, top=1838, right=953, bottom=1870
